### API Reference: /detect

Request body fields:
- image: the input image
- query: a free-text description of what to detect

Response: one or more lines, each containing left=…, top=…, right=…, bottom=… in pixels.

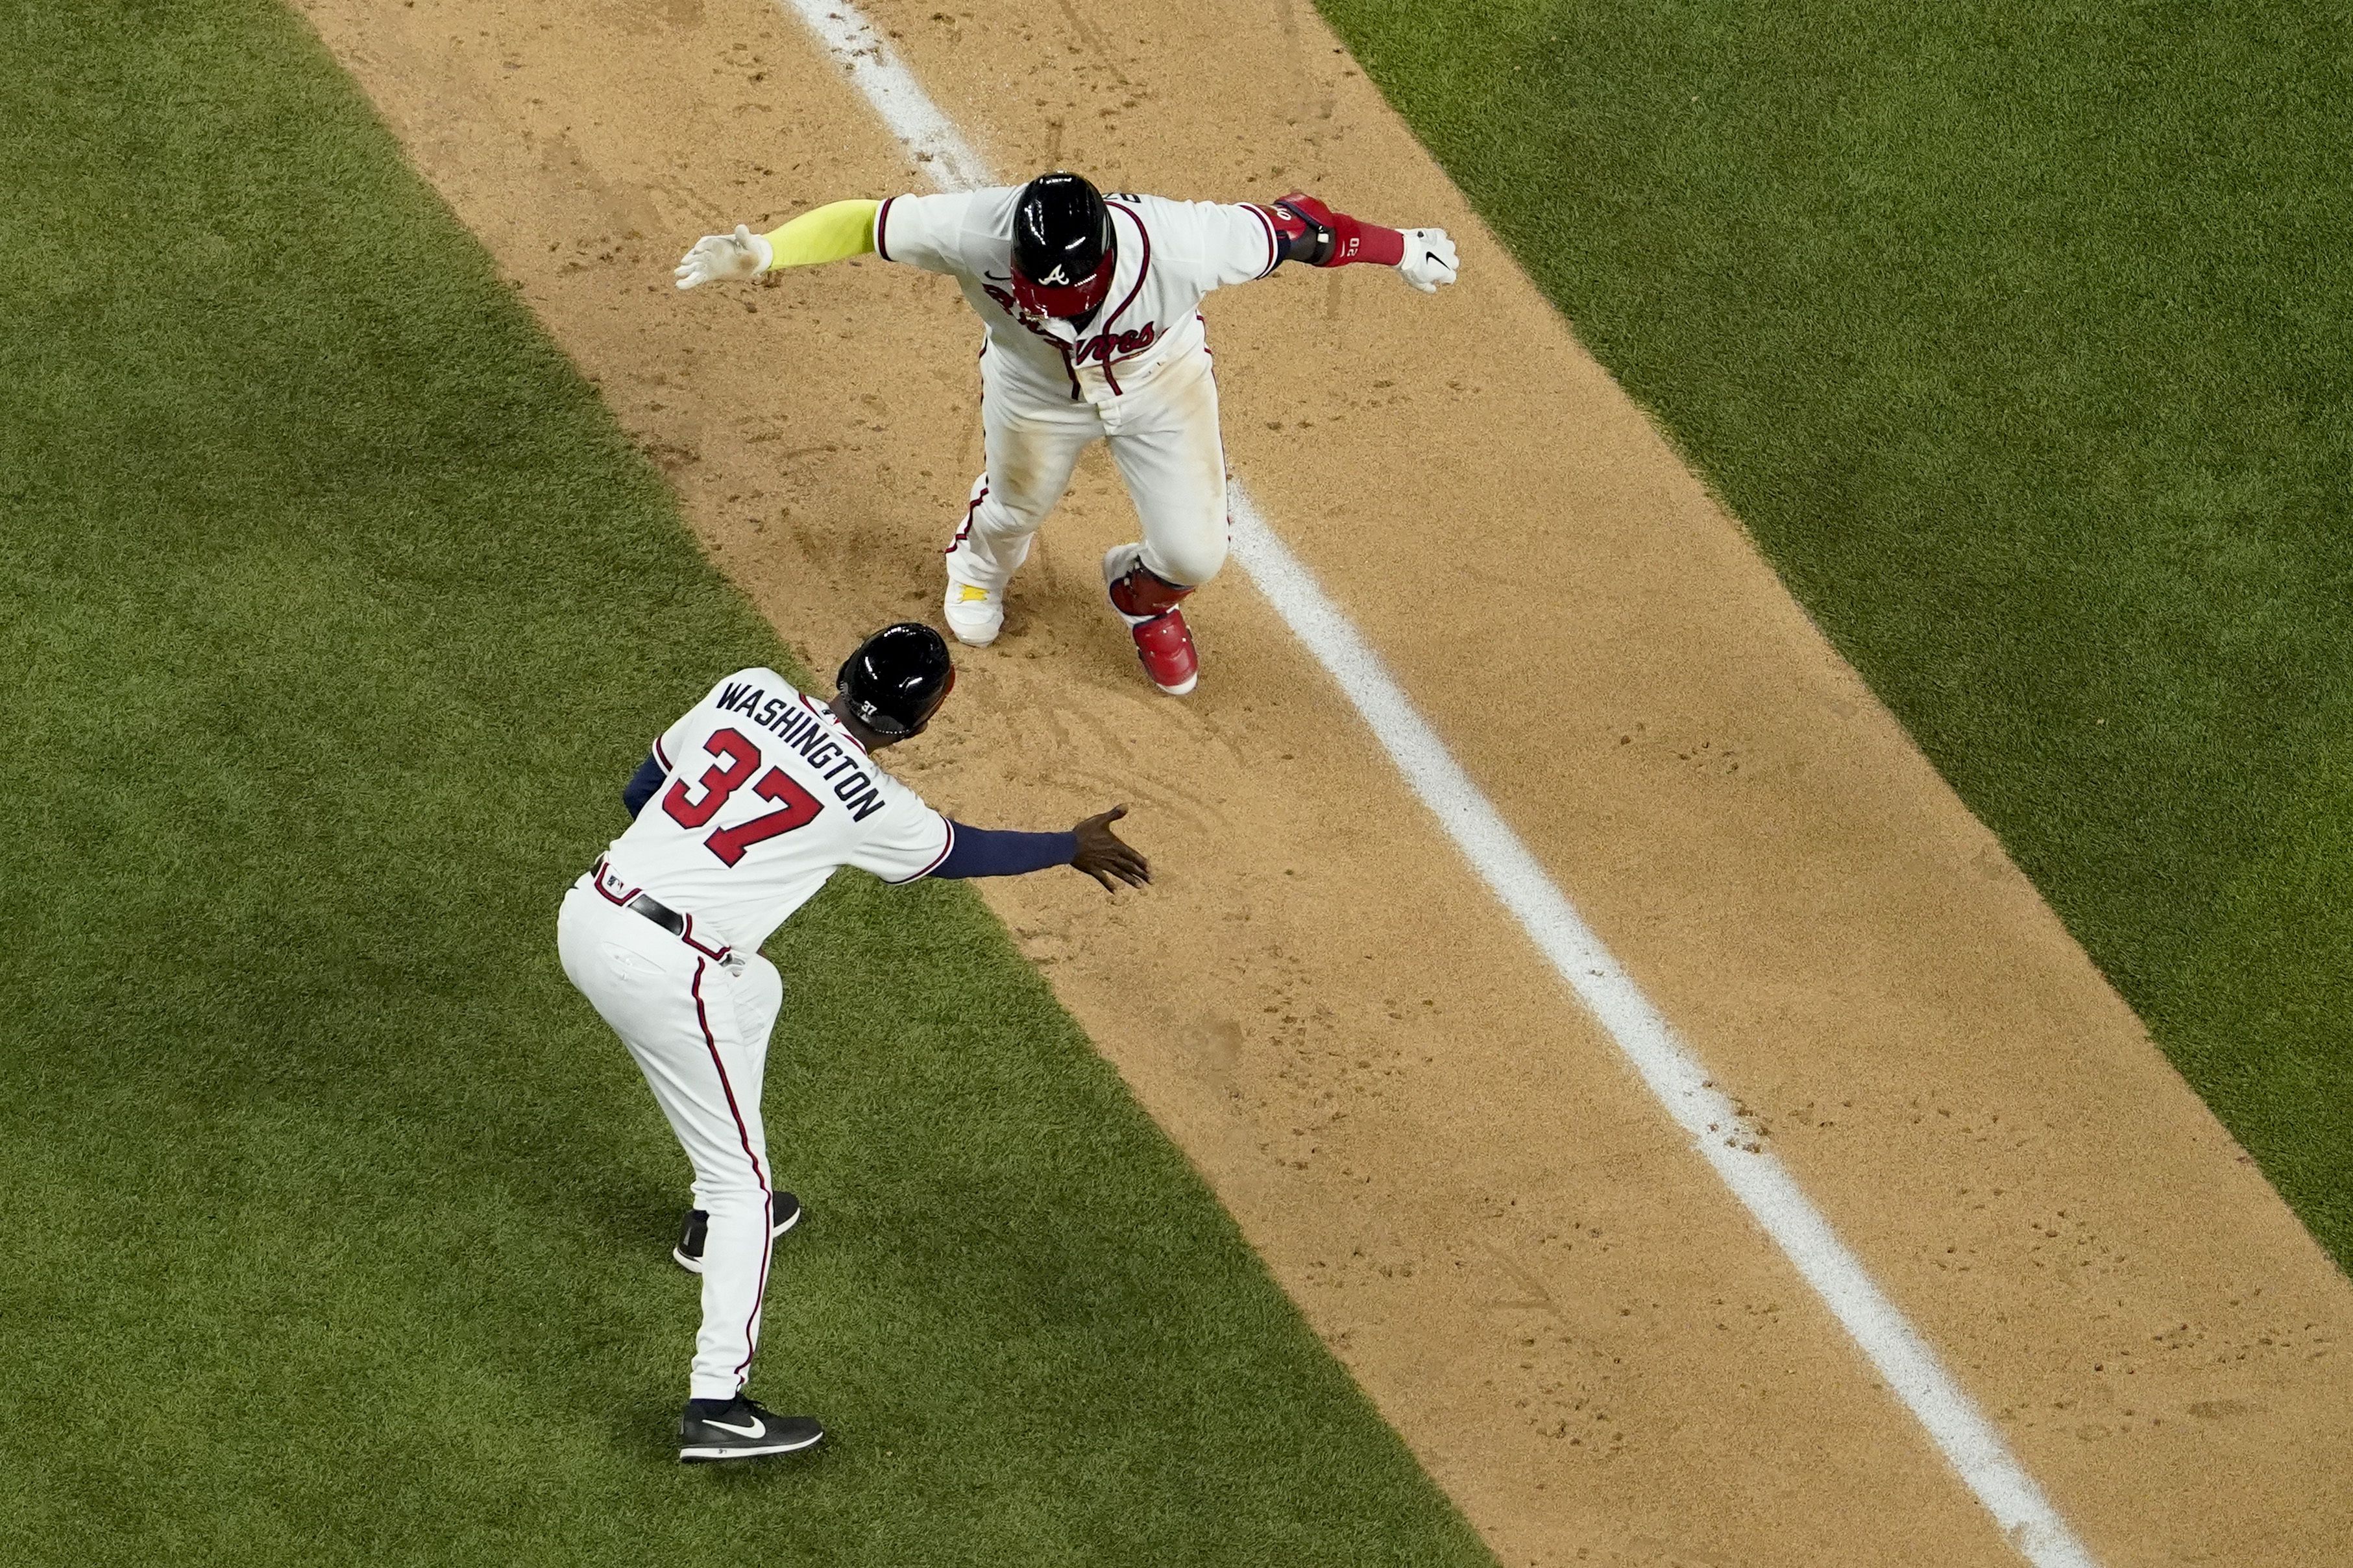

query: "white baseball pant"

left=946, top=341, right=1230, bottom=596
left=557, top=882, right=783, bottom=1402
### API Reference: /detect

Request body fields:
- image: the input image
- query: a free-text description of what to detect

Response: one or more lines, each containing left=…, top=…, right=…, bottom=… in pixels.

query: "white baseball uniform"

left=556, top=668, right=953, bottom=1401
left=875, top=187, right=1285, bottom=595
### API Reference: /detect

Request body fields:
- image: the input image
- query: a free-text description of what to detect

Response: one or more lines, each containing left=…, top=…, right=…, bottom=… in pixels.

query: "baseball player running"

left=557, top=623, right=1148, bottom=1462
left=674, top=173, right=1459, bottom=695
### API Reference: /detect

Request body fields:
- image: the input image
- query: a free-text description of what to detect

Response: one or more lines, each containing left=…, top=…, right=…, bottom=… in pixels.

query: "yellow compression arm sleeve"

left=761, top=199, right=880, bottom=269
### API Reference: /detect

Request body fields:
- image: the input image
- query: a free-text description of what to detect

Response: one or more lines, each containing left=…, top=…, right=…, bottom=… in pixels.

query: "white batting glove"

left=674, top=224, right=774, bottom=289
left=1395, top=228, right=1459, bottom=293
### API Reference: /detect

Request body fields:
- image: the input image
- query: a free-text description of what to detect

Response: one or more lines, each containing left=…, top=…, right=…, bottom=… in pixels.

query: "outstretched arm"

left=674, top=199, right=881, bottom=289
left=932, top=806, right=1150, bottom=893
left=1262, top=191, right=1459, bottom=293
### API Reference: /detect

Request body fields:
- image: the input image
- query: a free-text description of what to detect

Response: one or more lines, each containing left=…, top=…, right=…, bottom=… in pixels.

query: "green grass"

left=1317, top=0, right=2353, bottom=1265
left=0, top=5, right=1490, bottom=1563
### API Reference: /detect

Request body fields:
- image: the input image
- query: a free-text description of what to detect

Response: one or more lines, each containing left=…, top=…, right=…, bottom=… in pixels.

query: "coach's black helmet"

left=1011, top=171, right=1116, bottom=319
left=836, top=622, right=955, bottom=738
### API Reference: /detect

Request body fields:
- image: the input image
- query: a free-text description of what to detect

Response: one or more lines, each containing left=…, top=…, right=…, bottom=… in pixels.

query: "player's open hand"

left=1072, top=805, right=1151, bottom=893
left=674, top=224, right=774, bottom=289
left=1396, top=228, right=1459, bottom=293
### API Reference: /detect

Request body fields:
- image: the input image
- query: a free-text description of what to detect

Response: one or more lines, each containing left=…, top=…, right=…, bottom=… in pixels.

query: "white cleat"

left=943, top=579, right=1004, bottom=646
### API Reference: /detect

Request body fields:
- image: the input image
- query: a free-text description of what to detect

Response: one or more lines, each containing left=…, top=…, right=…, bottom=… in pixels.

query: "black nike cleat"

left=673, top=1194, right=802, bottom=1274
left=677, top=1395, right=824, bottom=1463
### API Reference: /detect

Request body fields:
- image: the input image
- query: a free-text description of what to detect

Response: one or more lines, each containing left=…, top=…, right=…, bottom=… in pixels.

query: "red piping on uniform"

left=945, top=485, right=988, bottom=553
left=873, top=196, right=896, bottom=262
left=1247, top=204, right=1280, bottom=278
left=591, top=859, right=640, bottom=906
left=1101, top=204, right=1151, bottom=330
left=680, top=913, right=733, bottom=961
left=692, top=958, right=772, bottom=1385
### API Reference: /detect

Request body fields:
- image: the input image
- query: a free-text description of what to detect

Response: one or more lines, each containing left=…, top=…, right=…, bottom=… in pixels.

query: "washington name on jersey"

left=703, top=677, right=893, bottom=821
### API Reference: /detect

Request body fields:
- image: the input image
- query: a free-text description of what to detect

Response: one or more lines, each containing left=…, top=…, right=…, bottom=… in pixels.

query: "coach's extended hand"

left=1073, top=805, right=1151, bottom=893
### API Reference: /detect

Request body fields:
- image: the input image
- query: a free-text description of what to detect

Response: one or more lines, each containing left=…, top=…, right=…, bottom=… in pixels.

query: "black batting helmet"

left=835, top=622, right=955, bottom=738
left=1011, top=171, right=1115, bottom=318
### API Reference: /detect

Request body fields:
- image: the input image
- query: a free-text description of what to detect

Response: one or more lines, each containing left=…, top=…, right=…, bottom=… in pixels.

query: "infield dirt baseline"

left=759, top=0, right=2095, bottom=1562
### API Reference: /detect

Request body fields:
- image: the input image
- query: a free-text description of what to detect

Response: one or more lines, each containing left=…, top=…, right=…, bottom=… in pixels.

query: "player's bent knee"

left=1145, top=531, right=1227, bottom=591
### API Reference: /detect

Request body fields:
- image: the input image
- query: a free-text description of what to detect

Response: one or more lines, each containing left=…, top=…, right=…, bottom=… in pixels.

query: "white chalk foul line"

left=775, top=3, right=2099, bottom=1562
left=1233, top=505, right=2097, bottom=1568
left=786, top=2, right=990, bottom=190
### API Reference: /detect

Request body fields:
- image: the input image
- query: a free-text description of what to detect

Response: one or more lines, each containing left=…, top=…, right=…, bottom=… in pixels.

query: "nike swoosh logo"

left=705, top=1415, right=765, bottom=1438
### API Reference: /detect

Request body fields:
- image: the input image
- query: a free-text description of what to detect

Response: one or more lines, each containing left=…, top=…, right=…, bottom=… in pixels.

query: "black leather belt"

left=588, top=858, right=732, bottom=960
left=626, top=892, right=686, bottom=937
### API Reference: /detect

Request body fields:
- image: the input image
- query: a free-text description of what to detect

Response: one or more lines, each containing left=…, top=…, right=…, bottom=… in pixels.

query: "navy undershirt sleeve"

left=931, top=821, right=1077, bottom=880
left=622, top=753, right=666, bottom=817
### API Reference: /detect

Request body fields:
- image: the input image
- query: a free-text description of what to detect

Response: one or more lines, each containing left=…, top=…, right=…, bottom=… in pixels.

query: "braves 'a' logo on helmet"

left=1011, top=171, right=1115, bottom=318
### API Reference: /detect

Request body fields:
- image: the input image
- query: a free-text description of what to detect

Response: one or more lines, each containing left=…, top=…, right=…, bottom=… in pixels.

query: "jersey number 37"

left=662, top=727, right=823, bottom=865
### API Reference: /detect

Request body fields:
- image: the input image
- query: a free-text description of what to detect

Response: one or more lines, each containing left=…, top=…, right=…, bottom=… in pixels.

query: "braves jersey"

left=875, top=187, right=1280, bottom=405
left=595, top=668, right=953, bottom=953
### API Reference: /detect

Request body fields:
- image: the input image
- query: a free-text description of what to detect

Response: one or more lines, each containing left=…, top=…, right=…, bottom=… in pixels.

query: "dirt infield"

left=295, top=1, right=2353, bottom=1561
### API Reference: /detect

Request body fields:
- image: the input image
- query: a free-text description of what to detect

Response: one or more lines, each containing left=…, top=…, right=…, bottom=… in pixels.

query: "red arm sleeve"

left=1261, top=191, right=1406, bottom=269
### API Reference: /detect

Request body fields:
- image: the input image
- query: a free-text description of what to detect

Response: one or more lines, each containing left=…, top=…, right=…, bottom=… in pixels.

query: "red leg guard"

left=1108, top=562, right=1195, bottom=618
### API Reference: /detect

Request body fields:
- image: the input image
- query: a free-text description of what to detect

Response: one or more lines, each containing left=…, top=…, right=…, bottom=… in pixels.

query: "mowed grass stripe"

left=1315, top=0, right=2353, bottom=1266
left=0, top=5, right=1491, bottom=1563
